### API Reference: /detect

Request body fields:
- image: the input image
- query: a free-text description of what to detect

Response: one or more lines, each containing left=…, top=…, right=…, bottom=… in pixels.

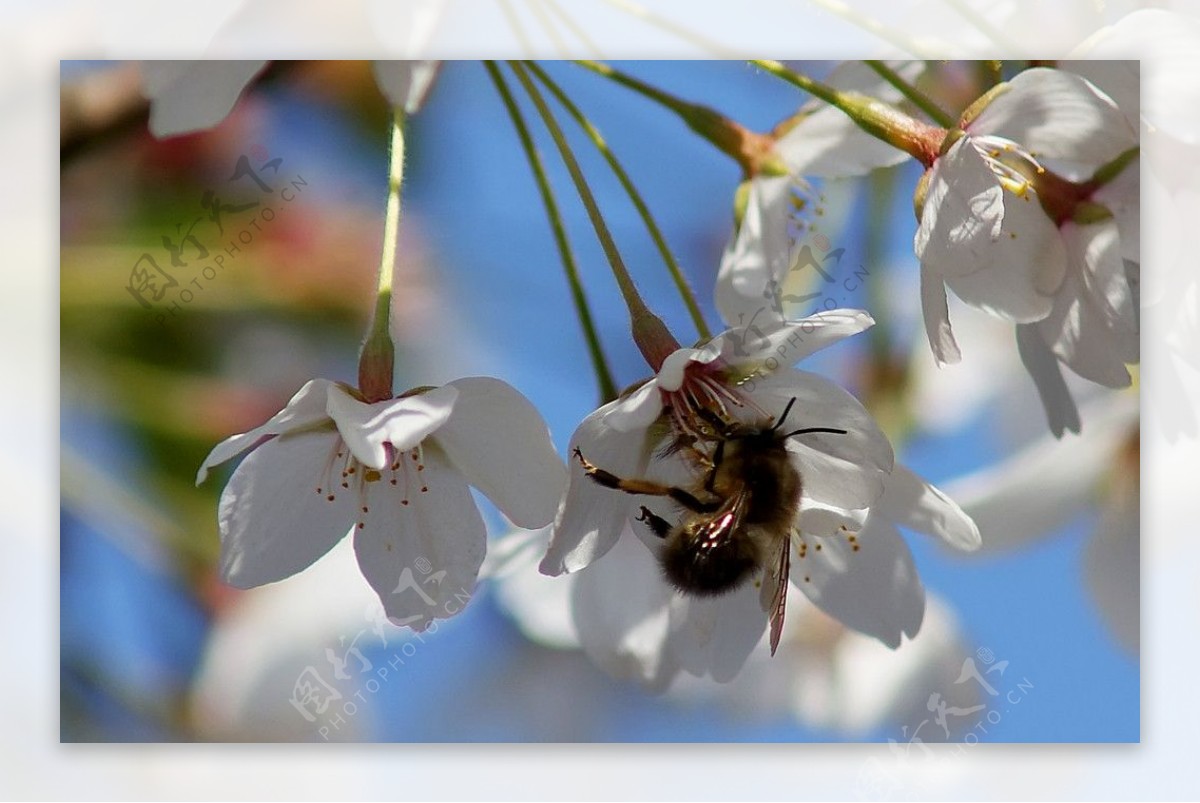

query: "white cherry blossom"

left=197, top=376, right=565, bottom=630
left=539, top=311, right=979, bottom=681
left=915, top=67, right=1139, bottom=435
left=716, top=61, right=918, bottom=328
left=541, top=309, right=888, bottom=573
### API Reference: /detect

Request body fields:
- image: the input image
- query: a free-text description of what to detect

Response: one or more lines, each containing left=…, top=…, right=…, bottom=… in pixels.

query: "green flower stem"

left=524, top=60, right=712, bottom=342
left=864, top=167, right=896, bottom=360
left=574, top=59, right=697, bottom=119
left=863, top=166, right=915, bottom=443
left=751, top=59, right=944, bottom=166
left=358, top=108, right=406, bottom=402
left=507, top=60, right=680, bottom=371
left=864, top=60, right=955, bottom=128
left=978, top=60, right=1004, bottom=90
left=572, top=59, right=776, bottom=174
left=483, top=61, right=619, bottom=403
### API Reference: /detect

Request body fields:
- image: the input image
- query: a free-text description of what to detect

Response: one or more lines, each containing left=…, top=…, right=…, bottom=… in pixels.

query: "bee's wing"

left=692, top=485, right=753, bottom=546
left=760, top=535, right=790, bottom=656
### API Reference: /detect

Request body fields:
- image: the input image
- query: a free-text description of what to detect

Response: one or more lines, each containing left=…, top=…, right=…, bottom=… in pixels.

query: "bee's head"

left=660, top=523, right=759, bottom=596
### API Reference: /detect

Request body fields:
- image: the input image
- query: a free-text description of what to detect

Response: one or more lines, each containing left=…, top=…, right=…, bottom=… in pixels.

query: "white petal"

left=779, top=112, right=911, bottom=178
left=796, top=518, right=925, bottom=649
left=879, top=464, right=981, bottom=551
left=368, top=0, right=447, bottom=56
left=570, top=531, right=678, bottom=690
left=920, top=267, right=962, bottom=365
left=1070, top=221, right=1138, bottom=338
left=744, top=367, right=897, bottom=511
left=354, top=444, right=486, bottom=630
left=823, top=594, right=972, bottom=736
left=968, top=68, right=1137, bottom=165
left=605, top=380, right=665, bottom=432
left=1093, top=155, right=1140, bottom=263
left=715, top=176, right=793, bottom=328
left=1071, top=10, right=1200, bottom=145
left=789, top=447, right=887, bottom=514
left=796, top=500, right=868, bottom=537
left=196, top=378, right=337, bottom=485
left=142, top=60, right=268, bottom=138
left=488, top=528, right=581, bottom=650
left=540, top=402, right=653, bottom=575
left=668, top=579, right=767, bottom=682
left=913, top=141, right=1004, bottom=270
left=1037, top=233, right=1136, bottom=388
left=326, top=384, right=458, bottom=471
left=718, top=309, right=876, bottom=373
left=432, top=377, right=565, bottom=529
left=217, top=430, right=354, bottom=588
left=751, top=367, right=895, bottom=478
left=945, top=395, right=1135, bottom=552
left=1016, top=324, right=1082, bottom=438
left=1060, top=60, right=1139, bottom=131
left=203, top=0, right=374, bottom=54
left=942, top=189, right=1066, bottom=323
left=371, top=60, right=442, bottom=114
left=776, top=60, right=917, bottom=177
left=657, top=348, right=708, bottom=392
left=1083, top=492, right=1139, bottom=653
left=189, top=537, right=385, bottom=740
left=480, top=525, right=546, bottom=581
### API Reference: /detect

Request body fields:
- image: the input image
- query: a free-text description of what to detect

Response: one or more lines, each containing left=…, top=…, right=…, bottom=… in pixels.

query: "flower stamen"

left=972, top=134, right=1046, bottom=200
left=317, top=441, right=348, bottom=502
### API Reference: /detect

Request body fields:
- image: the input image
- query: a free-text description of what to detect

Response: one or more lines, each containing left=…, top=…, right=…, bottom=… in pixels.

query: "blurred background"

left=59, top=59, right=1138, bottom=744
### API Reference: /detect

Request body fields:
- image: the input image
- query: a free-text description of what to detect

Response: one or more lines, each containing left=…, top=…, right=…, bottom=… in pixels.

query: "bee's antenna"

left=770, top=397, right=798, bottom=433
left=784, top=426, right=848, bottom=439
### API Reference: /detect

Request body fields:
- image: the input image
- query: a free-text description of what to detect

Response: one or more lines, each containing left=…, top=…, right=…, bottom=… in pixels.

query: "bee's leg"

left=636, top=506, right=673, bottom=539
left=572, top=448, right=719, bottom=513
left=703, top=439, right=725, bottom=495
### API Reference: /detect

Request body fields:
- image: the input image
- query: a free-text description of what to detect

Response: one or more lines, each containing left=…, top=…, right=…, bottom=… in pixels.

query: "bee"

left=572, top=397, right=846, bottom=654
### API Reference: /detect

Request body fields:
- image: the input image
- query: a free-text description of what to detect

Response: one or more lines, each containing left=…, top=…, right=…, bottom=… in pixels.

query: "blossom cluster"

left=174, top=58, right=1136, bottom=691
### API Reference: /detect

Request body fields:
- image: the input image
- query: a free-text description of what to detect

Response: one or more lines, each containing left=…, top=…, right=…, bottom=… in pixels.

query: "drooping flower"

left=913, top=67, right=1139, bottom=435
left=714, top=174, right=812, bottom=330
left=197, top=376, right=565, bottom=629
left=539, top=310, right=979, bottom=681
left=541, top=309, right=887, bottom=573
left=716, top=61, right=921, bottom=328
